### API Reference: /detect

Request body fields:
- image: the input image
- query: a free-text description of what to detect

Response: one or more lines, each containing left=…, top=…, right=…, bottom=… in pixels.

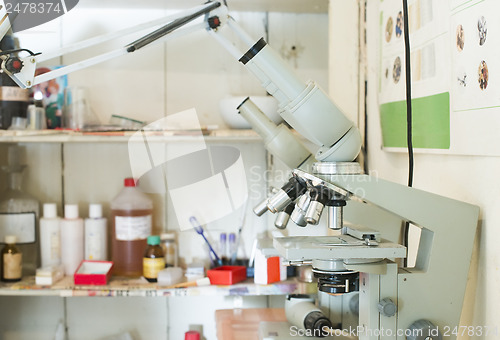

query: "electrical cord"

left=402, top=0, right=413, bottom=267
left=402, top=0, right=413, bottom=188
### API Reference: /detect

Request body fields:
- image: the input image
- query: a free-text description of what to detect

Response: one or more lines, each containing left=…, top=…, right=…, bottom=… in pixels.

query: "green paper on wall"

left=380, top=92, right=450, bottom=149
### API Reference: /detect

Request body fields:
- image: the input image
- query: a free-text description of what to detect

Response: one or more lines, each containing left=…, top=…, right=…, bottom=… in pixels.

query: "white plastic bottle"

left=39, top=203, right=61, bottom=267
left=85, top=203, right=107, bottom=261
left=60, top=204, right=84, bottom=275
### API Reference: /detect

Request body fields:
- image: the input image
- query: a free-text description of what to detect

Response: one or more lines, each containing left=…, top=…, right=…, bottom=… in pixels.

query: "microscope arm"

left=282, top=168, right=480, bottom=338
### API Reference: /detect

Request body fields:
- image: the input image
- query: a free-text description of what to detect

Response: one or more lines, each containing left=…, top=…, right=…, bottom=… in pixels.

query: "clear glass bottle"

left=0, top=146, right=40, bottom=275
left=160, top=232, right=178, bottom=268
left=1, top=235, right=22, bottom=282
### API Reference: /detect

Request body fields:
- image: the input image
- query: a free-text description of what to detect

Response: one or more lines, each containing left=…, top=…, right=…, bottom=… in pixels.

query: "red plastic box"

left=207, top=266, right=247, bottom=285
left=74, top=260, right=113, bottom=285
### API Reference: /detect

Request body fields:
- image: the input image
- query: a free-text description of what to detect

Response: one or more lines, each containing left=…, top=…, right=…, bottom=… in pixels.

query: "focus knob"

left=377, top=298, right=397, bottom=317
left=406, top=319, right=442, bottom=340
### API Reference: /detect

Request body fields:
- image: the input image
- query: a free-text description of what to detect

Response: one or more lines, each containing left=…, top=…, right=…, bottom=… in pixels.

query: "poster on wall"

left=379, top=0, right=500, bottom=156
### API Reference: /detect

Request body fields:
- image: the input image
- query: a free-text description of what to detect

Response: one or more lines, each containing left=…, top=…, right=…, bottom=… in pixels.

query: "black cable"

left=402, top=0, right=413, bottom=267
left=402, top=0, right=413, bottom=188
left=0, top=48, right=41, bottom=57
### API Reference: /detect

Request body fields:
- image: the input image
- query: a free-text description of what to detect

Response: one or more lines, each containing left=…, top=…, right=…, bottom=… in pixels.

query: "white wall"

left=329, top=0, right=498, bottom=337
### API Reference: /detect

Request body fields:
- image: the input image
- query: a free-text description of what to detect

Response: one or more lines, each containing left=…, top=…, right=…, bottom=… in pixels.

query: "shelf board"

left=0, top=129, right=262, bottom=143
left=0, top=276, right=315, bottom=297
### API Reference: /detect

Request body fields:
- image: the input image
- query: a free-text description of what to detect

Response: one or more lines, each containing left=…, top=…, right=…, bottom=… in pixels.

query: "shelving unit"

left=0, top=129, right=262, bottom=143
left=0, top=276, right=315, bottom=298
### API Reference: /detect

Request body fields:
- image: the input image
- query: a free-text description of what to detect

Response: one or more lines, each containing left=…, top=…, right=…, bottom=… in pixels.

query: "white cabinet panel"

left=167, top=295, right=268, bottom=340
left=0, top=296, right=65, bottom=340
left=66, top=297, right=167, bottom=340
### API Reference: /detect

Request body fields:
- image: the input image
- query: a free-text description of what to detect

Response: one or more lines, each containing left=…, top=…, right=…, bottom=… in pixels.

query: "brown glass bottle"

left=143, top=235, right=165, bottom=283
left=1, top=235, right=22, bottom=282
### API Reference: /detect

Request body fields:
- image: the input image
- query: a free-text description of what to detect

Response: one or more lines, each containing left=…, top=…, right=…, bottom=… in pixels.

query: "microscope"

left=230, top=6, right=479, bottom=340
left=0, top=2, right=479, bottom=339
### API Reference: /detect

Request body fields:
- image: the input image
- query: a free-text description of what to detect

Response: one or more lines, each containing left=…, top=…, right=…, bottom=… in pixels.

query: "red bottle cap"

left=124, top=178, right=136, bottom=187
left=185, top=331, right=200, bottom=340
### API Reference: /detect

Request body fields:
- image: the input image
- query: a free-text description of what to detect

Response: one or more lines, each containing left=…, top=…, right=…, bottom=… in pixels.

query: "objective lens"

left=253, top=198, right=270, bottom=216
left=305, top=200, right=324, bottom=225
left=267, top=177, right=306, bottom=213
left=274, top=203, right=294, bottom=229
left=326, top=200, right=346, bottom=230
left=267, top=189, right=291, bottom=213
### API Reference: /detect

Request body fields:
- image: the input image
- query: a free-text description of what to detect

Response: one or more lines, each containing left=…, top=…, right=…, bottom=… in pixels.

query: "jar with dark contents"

left=143, top=235, right=165, bottom=283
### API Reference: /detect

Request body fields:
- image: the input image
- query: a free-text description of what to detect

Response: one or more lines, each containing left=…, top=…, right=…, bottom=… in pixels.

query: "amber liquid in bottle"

left=1, top=242, right=22, bottom=282
left=143, top=242, right=165, bottom=283
left=111, top=208, right=153, bottom=277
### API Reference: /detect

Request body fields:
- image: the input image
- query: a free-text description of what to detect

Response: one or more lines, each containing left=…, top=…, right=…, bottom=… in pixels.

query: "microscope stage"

left=273, top=235, right=406, bottom=262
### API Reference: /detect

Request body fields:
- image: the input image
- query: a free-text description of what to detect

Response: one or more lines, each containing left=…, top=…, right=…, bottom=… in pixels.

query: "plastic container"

left=184, top=331, right=200, bottom=340
left=160, top=232, right=178, bottom=267
left=1, top=235, right=22, bottom=282
left=158, top=267, right=183, bottom=286
left=143, top=235, right=165, bottom=283
left=39, top=203, right=61, bottom=267
left=111, top=178, right=153, bottom=277
left=60, top=204, right=84, bottom=275
left=207, top=265, right=247, bottom=285
left=85, top=204, right=108, bottom=261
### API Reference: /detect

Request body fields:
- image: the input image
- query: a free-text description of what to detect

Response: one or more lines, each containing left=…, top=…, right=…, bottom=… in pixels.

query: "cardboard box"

left=74, top=260, right=113, bottom=285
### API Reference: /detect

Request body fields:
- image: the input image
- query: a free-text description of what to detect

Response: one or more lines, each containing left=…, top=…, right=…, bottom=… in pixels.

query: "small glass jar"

left=143, top=235, right=165, bottom=283
left=1, top=235, right=22, bottom=282
left=160, top=232, right=178, bottom=268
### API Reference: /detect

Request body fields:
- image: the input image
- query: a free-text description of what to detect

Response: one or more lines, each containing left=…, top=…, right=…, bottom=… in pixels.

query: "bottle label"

left=3, top=253, right=22, bottom=279
left=0, top=212, right=36, bottom=243
left=87, top=233, right=101, bottom=260
left=115, top=215, right=152, bottom=241
left=143, top=257, right=165, bottom=279
left=0, top=87, right=29, bottom=102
